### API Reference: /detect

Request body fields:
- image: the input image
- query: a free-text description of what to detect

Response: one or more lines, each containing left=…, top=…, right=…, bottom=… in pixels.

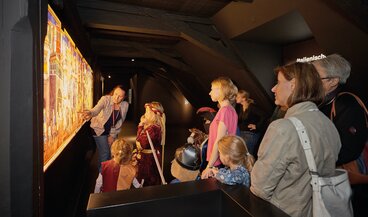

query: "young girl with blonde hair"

left=206, top=135, right=254, bottom=187
left=136, top=102, right=166, bottom=186
left=95, top=138, right=139, bottom=192
left=201, top=77, right=238, bottom=179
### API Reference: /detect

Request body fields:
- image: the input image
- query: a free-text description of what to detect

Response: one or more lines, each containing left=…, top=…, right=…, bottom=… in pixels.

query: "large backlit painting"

left=43, top=5, right=93, bottom=170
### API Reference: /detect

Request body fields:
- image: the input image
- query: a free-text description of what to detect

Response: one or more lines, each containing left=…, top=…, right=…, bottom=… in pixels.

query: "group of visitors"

left=82, top=53, right=367, bottom=217
left=81, top=88, right=167, bottom=191
left=184, top=54, right=366, bottom=217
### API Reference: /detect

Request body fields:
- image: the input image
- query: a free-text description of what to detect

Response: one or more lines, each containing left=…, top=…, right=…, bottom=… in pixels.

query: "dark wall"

left=283, top=39, right=324, bottom=64
left=0, top=0, right=46, bottom=217
left=213, top=0, right=368, bottom=103
left=44, top=123, right=96, bottom=217
left=176, top=40, right=274, bottom=114
left=232, top=40, right=283, bottom=99
left=102, top=73, right=132, bottom=96
left=136, top=73, right=196, bottom=127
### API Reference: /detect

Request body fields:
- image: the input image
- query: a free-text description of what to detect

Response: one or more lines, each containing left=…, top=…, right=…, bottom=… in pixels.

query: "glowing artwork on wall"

left=43, top=5, right=93, bottom=170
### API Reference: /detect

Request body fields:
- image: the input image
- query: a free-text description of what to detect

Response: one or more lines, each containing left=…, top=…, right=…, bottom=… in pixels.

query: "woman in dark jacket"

left=236, top=90, right=266, bottom=156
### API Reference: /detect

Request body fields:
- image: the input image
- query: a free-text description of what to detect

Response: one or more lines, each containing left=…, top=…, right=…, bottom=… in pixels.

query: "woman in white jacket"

left=82, top=85, right=129, bottom=171
left=251, top=62, right=341, bottom=217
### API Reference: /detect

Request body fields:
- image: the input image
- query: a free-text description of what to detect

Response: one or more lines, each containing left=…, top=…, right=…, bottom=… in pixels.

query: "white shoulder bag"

left=289, top=117, right=353, bottom=217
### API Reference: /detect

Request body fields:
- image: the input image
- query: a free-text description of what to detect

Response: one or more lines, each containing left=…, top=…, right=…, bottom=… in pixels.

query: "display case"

left=43, top=5, right=93, bottom=170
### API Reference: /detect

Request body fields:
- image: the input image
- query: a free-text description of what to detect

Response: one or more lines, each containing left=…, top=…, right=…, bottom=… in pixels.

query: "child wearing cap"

left=205, top=135, right=254, bottom=187
left=170, top=143, right=201, bottom=183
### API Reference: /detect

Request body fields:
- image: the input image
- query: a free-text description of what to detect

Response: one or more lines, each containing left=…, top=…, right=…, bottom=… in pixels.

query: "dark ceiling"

left=234, top=10, right=313, bottom=45
left=74, top=0, right=313, bottom=75
left=96, top=0, right=230, bottom=17
left=74, top=0, right=232, bottom=73
left=51, top=0, right=368, bottom=110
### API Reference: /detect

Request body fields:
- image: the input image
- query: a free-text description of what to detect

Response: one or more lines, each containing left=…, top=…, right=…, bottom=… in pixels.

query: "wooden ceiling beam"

left=95, top=48, right=181, bottom=59
left=84, top=22, right=180, bottom=38
left=90, top=38, right=178, bottom=49
left=95, top=50, right=151, bottom=59
left=88, top=29, right=181, bottom=42
left=77, top=0, right=241, bottom=66
left=77, top=0, right=214, bottom=24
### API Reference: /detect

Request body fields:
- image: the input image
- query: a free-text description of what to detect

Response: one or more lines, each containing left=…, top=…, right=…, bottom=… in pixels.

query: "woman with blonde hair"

left=236, top=90, right=266, bottom=156
left=201, top=77, right=238, bottom=179
left=205, top=135, right=254, bottom=186
left=136, top=102, right=166, bottom=186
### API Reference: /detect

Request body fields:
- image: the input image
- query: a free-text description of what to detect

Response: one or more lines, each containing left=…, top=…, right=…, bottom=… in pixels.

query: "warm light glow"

left=131, top=58, right=135, bottom=62
left=43, top=5, right=93, bottom=170
left=184, top=99, right=189, bottom=105
left=108, top=75, right=111, bottom=78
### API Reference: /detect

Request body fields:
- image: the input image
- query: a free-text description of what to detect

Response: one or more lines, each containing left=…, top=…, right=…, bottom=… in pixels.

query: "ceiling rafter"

left=78, top=0, right=242, bottom=67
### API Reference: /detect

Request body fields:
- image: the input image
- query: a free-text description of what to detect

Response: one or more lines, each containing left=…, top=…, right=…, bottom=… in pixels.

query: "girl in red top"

left=95, top=138, right=138, bottom=192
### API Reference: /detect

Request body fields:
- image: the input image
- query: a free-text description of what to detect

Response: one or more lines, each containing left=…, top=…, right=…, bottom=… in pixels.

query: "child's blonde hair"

left=144, top=102, right=166, bottom=146
left=211, top=77, right=238, bottom=105
left=218, top=135, right=255, bottom=172
left=111, top=138, right=134, bottom=165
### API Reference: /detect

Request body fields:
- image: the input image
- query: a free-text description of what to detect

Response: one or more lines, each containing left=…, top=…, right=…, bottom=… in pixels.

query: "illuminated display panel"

left=43, top=5, right=93, bottom=170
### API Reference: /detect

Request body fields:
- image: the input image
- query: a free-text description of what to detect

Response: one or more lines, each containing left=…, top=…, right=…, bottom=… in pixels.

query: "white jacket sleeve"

left=250, top=120, right=292, bottom=200
left=94, top=173, right=103, bottom=193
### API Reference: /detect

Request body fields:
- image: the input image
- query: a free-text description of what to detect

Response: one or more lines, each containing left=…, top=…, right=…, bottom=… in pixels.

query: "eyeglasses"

left=320, top=77, right=336, bottom=80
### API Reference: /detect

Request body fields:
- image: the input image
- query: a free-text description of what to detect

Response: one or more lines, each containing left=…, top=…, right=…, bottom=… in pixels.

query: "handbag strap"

left=288, top=117, right=318, bottom=173
left=331, top=92, right=368, bottom=128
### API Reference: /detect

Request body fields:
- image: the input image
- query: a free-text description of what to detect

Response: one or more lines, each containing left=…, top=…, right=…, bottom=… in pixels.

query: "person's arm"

left=250, top=120, right=290, bottom=200
left=80, top=96, right=107, bottom=120
left=201, top=121, right=227, bottom=179
left=135, top=125, right=144, bottom=152
left=208, top=121, right=227, bottom=167
left=89, top=96, right=108, bottom=117
left=215, top=168, right=232, bottom=184
left=94, top=173, right=103, bottom=193
left=215, top=167, right=250, bottom=186
left=248, top=105, right=266, bottom=132
left=136, top=126, right=145, bottom=147
left=333, top=95, right=367, bottom=165
left=136, top=125, right=160, bottom=149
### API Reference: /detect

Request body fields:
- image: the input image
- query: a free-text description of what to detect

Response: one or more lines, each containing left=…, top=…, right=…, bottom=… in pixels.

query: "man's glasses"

left=320, top=77, right=336, bottom=80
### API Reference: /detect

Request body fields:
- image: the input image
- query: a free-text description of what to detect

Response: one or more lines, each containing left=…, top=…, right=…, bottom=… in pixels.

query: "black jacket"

left=236, top=103, right=266, bottom=133
left=319, top=86, right=367, bottom=165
